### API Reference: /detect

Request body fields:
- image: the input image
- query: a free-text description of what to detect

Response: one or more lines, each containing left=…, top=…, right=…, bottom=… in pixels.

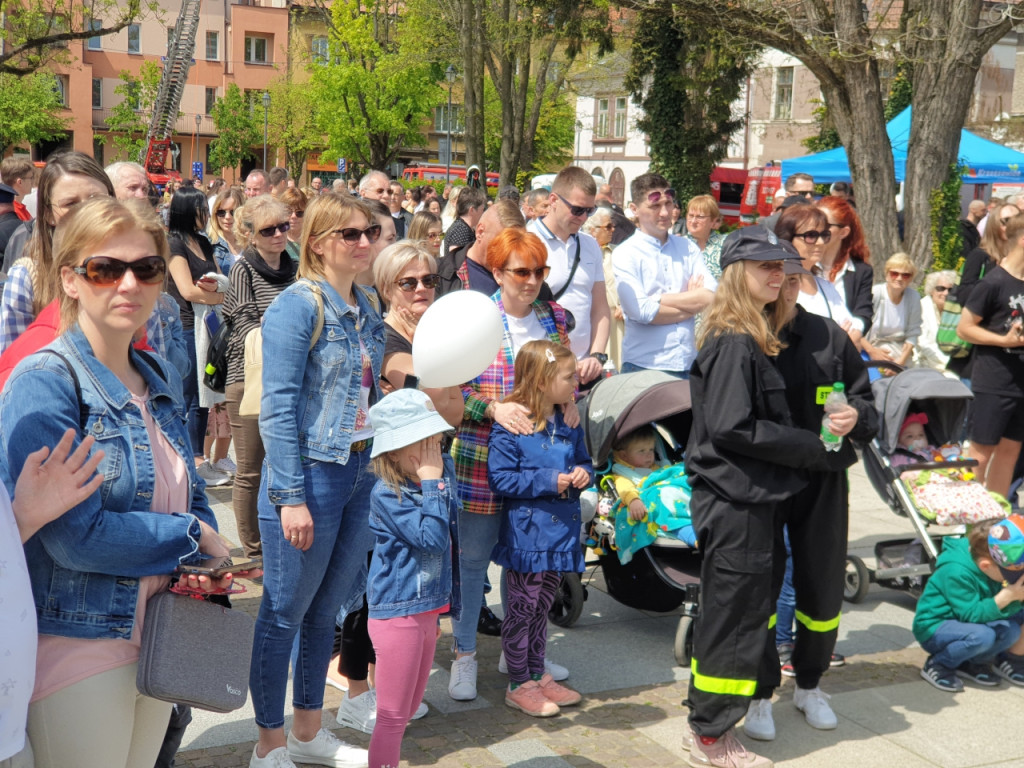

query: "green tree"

left=481, top=76, right=574, bottom=174
left=102, top=61, right=164, bottom=161
left=266, top=74, right=321, bottom=182
left=0, top=71, right=70, bottom=155
left=308, top=0, right=442, bottom=171
left=802, top=100, right=841, bottom=154
left=207, top=84, right=260, bottom=178
left=625, top=10, right=757, bottom=203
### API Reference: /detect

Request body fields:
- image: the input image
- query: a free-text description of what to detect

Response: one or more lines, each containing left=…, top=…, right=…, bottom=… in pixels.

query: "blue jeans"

left=182, top=331, right=207, bottom=456
left=775, top=527, right=796, bottom=646
left=620, top=361, right=689, bottom=379
left=249, top=453, right=375, bottom=729
left=920, top=616, right=1024, bottom=670
left=451, top=510, right=502, bottom=654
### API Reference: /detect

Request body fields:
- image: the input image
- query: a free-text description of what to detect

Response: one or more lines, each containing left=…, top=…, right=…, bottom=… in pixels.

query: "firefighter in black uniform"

left=684, top=229, right=827, bottom=768
left=742, top=262, right=878, bottom=741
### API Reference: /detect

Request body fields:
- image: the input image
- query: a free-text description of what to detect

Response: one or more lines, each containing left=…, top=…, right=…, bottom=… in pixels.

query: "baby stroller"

left=572, top=370, right=700, bottom=666
left=846, top=364, right=980, bottom=602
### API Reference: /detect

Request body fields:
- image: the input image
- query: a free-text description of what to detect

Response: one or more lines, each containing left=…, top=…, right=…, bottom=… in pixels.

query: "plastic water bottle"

left=820, top=382, right=846, bottom=452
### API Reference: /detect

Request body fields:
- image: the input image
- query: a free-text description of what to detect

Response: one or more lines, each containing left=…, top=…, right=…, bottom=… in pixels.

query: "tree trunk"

left=460, top=0, right=487, bottom=172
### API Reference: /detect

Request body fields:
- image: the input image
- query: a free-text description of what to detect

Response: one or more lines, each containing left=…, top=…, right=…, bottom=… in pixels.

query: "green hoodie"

left=912, top=537, right=1022, bottom=644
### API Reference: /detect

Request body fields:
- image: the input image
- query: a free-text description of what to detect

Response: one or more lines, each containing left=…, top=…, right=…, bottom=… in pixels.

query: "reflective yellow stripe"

left=795, top=610, right=841, bottom=633
left=690, top=658, right=757, bottom=697
left=768, top=613, right=776, bottom=629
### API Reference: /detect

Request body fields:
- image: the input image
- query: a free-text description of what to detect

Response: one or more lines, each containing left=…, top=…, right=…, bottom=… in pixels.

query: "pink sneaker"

left=505, top=680, right=560, bottom=717
left=687, top=727, right=773, bottom=768
left=537, top=673, right=582, bottom=706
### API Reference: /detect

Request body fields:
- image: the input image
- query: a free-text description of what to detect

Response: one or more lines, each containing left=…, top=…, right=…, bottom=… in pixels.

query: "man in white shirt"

left=613, top=172, right=716, bottom=377
left=527, top=166, right=610, bottom=385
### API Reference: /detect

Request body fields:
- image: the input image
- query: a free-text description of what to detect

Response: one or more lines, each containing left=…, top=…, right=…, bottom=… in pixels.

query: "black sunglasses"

left=794, top=229, right=832, bottom=244
left=331, top=224, right=382, bottom=245
left=257, top=221, right=291, bottom=238
left=73, top=255, right=167, bottom=286
left=292, top=209, right=304, bottom=218
left=502, top=266, right=551, bottom=281
left=214, top=208, right=234, bottom=218
left=556, top=193, right=597, bottom=218
left=395, top=274, right=442, bottom=292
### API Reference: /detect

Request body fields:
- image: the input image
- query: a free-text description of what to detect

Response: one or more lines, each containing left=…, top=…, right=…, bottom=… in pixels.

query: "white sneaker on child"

left=335, top=689, right=376, bottom=734
left=793, top=686, right=838, bottom=730
left=286, top=729, right=367, bottom=768
left=742, top=698, right=775, bottom=741
left=449, top=653, right=478, bottom=700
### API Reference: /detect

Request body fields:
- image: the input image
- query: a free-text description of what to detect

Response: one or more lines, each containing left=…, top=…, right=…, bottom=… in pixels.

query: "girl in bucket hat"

left=364, top=388, right=462, bottom=768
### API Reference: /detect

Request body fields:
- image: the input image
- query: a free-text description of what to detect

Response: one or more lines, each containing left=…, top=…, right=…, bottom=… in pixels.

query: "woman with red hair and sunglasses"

left=447, top=228, right=575, bottom=704
left=815, top=196, right=874, bottom=336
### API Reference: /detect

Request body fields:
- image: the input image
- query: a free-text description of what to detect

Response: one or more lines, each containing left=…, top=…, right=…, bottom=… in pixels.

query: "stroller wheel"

left=844, top=555, right=871, bottom=604
left=549, top=572, right=585, bottom=628
left=674, top=614, right=694, bottom=667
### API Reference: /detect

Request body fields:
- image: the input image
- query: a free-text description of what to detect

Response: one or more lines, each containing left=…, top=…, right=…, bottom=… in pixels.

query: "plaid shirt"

left=452, top=292, right=571, bottom=516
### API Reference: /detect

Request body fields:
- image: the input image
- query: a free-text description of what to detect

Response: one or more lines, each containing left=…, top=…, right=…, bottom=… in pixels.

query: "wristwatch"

left=587, top=352, right=609, bottom=365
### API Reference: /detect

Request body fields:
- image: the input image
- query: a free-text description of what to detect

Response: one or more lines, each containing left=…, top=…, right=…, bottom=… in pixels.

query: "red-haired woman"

left=447, top=228, right=574, bottom=703
left=816, top=196, right=873, bottom=337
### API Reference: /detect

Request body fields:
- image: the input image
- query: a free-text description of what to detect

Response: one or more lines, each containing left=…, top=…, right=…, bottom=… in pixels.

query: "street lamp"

left=574, top=119, right=583, bottom=164
left=194, top=113, right=201, bottom=173
left=445, top=65, right=457, bottom=183
left=262, top=91, right=271, bottom=169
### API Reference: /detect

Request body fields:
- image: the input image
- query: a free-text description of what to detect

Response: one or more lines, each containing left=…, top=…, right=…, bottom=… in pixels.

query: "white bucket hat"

left=369, top=389, right=452, bottom=458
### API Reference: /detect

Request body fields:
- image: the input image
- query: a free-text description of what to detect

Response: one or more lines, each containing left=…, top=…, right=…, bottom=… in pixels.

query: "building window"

left=774, top=66, right=794, bottom=121
left=205, top=30, right=219, bottom=60
left=596, top=98, right=609, bottom=138
left=93, top=138, right=104, bottom=166
left=595, top=97, right=626, bottom=140
left=244, top=35, right=269, bottom=64
left=614, top=97, right=627, bottom=138
left=127, top=24, right=140, bottom=53
left=92, top=78, right=102, bottom=109
left=54, top=75, right=69, bottom=107
left=433, top=105, right=464, bottom=133
left=88, top=19, right=102, bottom=50
left=311, top=35, right=328, bottom=65
left=205, top=87, right=217, bottom=114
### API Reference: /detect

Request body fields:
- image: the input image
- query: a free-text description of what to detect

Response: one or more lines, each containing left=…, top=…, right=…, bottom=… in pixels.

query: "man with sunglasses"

left=612, top=172, right=715, bottom=379
left=527, top=166, right=610, bottom=385
left=596, top=183, right=635, bottom=245
left=358, top=170, right=391, bottom=202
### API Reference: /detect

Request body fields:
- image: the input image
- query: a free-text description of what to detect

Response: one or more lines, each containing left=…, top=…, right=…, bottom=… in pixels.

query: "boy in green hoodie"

left=912, top=516, right=1024, bottom=692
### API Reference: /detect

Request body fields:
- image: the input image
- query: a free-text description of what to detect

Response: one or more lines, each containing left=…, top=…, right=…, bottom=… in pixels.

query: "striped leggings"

left=501, top=570, right=561, bottom=684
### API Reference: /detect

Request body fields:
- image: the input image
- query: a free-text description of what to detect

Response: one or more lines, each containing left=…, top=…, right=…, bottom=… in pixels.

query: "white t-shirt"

left=0, top=486, right=35, bottom=761
left=506, top=310, right=546, bottom=358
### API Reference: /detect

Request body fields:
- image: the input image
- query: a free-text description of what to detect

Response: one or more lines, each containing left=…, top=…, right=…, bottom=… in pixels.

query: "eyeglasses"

left=426, top=232, right=443, bottom=240
left=593, top=223, right=615, bottom=230
left=395, top=274, right=442, bottom=292
left=794, top=229, right=832, bottom=244
left=214, top=208, right=234, bottom=218
left=888, top=270, right=913, bottom=280
left=934, top=285, right=953, bottom=293
left=72, top=255, right=166, bottom=286
left=686, top=213, right=710, bottom=221
left=291, top=209, right=304, bottom=218
left=645, top=189, right=676, bottom=205
left=257, top=221, right=291, bottom=238
left=556, top=193, right=597, bottom=218
left=368, top=187, right=388, bottom=197
left=330, top=224, right=382, bottom=245
left=502, top=266, right=550, bottom=281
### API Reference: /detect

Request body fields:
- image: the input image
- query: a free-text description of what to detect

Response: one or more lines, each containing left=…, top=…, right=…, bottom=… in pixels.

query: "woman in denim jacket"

left=251, top=193, right=385, bottom=768
left=0, top=198, right=231, bottom=768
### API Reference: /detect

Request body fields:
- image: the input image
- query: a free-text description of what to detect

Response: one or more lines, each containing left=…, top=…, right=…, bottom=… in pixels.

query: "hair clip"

left=545, top=348, right=556, bottom=363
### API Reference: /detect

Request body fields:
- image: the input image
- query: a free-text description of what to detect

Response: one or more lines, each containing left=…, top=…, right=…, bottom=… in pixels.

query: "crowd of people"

left=0, top=152, right=1023, bottom=768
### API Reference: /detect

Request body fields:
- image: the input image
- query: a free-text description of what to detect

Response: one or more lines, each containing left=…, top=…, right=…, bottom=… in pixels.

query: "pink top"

left=32, top=392, right=189, bottom=702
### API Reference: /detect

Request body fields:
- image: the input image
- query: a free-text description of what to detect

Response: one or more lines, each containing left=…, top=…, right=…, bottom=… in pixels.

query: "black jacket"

left=686, top=333, right=824, bottom=505
left=776, top=306, right=878, bottom=472
left=842, top=259, right=875, bottom=335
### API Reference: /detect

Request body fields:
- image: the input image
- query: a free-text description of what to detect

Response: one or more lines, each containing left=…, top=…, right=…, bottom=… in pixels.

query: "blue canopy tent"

left=780, top=107, right=1024, bottom=185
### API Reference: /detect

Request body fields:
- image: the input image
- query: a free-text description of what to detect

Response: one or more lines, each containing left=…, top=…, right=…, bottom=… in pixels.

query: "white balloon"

left=413, top=291, right=504, bottom=388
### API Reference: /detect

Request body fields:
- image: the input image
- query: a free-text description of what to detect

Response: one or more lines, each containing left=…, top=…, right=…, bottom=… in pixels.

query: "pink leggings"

left=367, top=612, right=438, bottom=768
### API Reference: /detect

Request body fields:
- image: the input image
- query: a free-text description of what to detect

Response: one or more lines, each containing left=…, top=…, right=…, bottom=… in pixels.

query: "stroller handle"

left=893, top=458, right=979, bottom=475
left=865, top=360, right=905, bottom=375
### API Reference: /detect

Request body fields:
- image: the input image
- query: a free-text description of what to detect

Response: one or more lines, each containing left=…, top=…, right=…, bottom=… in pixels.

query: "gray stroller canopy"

left=872, top=368, right=972, bottom=454
left=578, top=371, right=691, bottom=466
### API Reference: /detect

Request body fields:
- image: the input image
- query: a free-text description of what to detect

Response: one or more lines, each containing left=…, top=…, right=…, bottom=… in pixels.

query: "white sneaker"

left=286, top=728, right=367, bottom=768
left=250, top=745, right=297, bottom=768
left=497, top=651, right=569, bottom=682
left=793, top=686, right=838, bottom=730
left=335, top=689, right=376, bottom=734
left=411, top=700, right=428, bottom=720
left=742, top=698, right=776, bottom=741
left=214, top=456, right=237, bottom=474
left=197, top=460, right=231, bottom=487
left=448, top=653, right=478, bottom=700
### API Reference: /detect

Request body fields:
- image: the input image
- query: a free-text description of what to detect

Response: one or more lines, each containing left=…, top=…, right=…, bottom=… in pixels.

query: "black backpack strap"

left=37, top=350, right=88, bottom=431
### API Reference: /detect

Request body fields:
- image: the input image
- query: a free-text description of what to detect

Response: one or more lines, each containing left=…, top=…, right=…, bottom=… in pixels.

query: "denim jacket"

left=367, top=456, right=462, bottom=621
left=260, top=279, right=385, bottom=505
left=0, top=326, right=215, bottom=639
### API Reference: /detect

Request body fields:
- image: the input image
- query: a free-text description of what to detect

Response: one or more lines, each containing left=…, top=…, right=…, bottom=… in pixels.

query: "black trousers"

left=757, top=470, right=848, bottom=697
left=686, top=487, right=776, bottom=738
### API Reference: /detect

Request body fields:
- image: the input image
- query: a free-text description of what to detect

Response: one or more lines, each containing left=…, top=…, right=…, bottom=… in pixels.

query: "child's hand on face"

left=1004, top=572, right=1024, bottom=603
left=628, top=498, right=646, bottom=521
left=413, top=437, right=444, bottom=482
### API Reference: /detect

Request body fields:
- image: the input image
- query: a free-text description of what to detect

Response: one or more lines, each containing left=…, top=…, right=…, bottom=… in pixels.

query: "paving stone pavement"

left=175, top=463, right=1024, bottom=768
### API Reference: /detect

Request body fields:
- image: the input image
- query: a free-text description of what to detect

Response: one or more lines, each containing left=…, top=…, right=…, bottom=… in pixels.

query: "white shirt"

left=0, top=486, right=35, bottom=761
left=527, top=217, right=604, bottom=359
left=506, top=310, right=546, bottom=358
left=824, top=260, right=865, bottom=333
left=612, top=229, right=717, bottom=372
left=798, top=276, right=855, bottom=327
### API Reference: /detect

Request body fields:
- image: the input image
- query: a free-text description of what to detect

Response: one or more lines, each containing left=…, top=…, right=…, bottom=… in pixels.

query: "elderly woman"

left=407, top=212, right=443, bottom=259
left=685, top=194, right=726, bottom=280
left=448, top=228, right=573, bottom=704
left=208, top=188, right=245, bottom=275
left=581, top=208, right=621, bottom=370
left=915, top=270, right=957, bottom=371
left=222, top=195, right=297, bottom=559
left=373, top=241, right=463, bottom=425
left=279, top=187, right=308, bottom=263
left=862, top=253, right=923, bottom=367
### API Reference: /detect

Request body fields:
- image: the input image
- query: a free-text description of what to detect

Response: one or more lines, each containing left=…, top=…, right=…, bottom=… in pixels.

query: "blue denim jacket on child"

left=367, top=456, right=462, bottom=621
left=0, top=326, right=216, bottom=639
left=259, top=278, right=385, bottom=505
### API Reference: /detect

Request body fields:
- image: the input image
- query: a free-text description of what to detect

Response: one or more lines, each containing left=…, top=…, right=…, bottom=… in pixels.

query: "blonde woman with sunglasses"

left=863, top=253, right=922, bottom=367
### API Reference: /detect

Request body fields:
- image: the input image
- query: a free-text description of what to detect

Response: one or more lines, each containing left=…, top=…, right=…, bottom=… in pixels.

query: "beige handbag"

left=239, top=280, right=324, bottom=417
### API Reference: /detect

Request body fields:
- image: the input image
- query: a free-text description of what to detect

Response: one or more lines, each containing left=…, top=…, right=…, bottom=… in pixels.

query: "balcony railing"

left=92, top=109, right=217, bottom=136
